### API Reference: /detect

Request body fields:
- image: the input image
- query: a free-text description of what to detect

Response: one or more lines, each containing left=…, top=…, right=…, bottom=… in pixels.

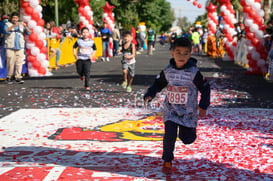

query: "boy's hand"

left=198, top=107, right=207, bottom=118
left=144, top=96, right=152, bottom=108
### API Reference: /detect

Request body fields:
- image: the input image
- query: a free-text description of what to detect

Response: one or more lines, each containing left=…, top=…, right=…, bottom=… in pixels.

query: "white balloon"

left=103, top=13, right=108, bottom=18
left=23, top=15, right=31, bottom=22
left=28, top=68, right=39, bottom=77
left=26, top=43, right=35, bottom=49
left=245, top=19, right=253, bottom=27
left=253, top=2, right=261, bottom=11
left=250, top=24, right=259, bottom=32
left=258, top=10, right=264, bottom=17
left=80, top=16, right=85, bottom=22
left=34, top=26, right=43, bottom=34
left=37, top=53, right=46, bottom=62
left=39, top=33, right=46, bottom=40
left=220, top=5, right=227, bottom=12
left=255, top=30, right=264, bottom=39
left=34, top=5, right=43, bottom=13
left=84, top=6, right=91, bottom=11
left=31, top=47, right=40, bottom=56
left=41, top=60, right=49, bottom=68
left=245, top=0, right=252, bottom=5
left=257, top=59, right=265, bottom=67
left=251, top=51, right=260, bottom=60
left=28, top=20, right=37, bottom=29
left=30, top=0, right=39, bottom=8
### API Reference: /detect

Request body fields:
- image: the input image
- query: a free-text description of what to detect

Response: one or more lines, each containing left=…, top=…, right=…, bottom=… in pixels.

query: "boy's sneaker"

left=126, top=86, right=132, bottom=93
left=85, top=87, right=91, bottom=90
left=121, top=81, right=127, bottom=89
left=16, top=79, right=24, bottom=84
left=6, top=78, right=13, bottom=84
left=106, top=57, right=110, bottom=62
left=162, top=161, right=172, bottom=175
left=101, top=57, right=105, bottom=62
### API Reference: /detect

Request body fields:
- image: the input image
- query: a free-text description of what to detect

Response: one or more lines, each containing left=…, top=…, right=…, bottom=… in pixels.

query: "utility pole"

left=55, top=0, right=59, bottom=27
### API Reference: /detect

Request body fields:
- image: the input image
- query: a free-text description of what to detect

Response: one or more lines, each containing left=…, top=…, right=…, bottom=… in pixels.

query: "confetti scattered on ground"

left=0, top=108, right=272, bottom=180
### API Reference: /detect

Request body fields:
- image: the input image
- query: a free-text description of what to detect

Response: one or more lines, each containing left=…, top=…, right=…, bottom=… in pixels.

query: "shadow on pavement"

left=0, top=146, right=272, bottom=180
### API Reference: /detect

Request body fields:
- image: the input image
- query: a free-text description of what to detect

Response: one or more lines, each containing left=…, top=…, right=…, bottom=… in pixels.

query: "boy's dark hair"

left=173, top=37, right=192, bottom=51
left=11, top=12, right=19, bottom=18
left=123, top=30, right=132, bottom=36
left=81, top=27, right=89, bottom=32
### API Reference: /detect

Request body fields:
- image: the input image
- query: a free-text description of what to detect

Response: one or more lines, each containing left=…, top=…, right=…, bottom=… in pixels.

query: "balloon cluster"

left=102, top=2, right=115, bottom=31
left=187, top=0, right=202, bottom=9
left=20, top=0, right=48, bottom=76
left=206, top=3, right=218, bottom=34
left=102, top=1, right=115, bottom=57
left=74, top=0, right=94, bottom=38
left=217, top=0, right=237, bottom=60
left=241, top=0, right=267, bottom=74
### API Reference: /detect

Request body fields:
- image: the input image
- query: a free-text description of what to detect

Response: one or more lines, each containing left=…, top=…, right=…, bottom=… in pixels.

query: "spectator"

left=0, top=14, right=9, bottom=46
left=191, top=28, right=201, bottom=54
left=159, top=33, right=167, bottom=46
left=169, top=30, right=178, bottom=50
left=44, top=21, right=61, bottom=67
left=4, top=12, right=31, bottom=84
left=100, top=22, right=112, bottom=62
left=112, top=25, right=120, bottom=56
left=135, top=27, right=143, bottom=51
left=146, top=26, right=156, bottom=55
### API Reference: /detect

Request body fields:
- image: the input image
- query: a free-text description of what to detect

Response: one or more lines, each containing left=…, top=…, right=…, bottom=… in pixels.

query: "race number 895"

left=168, top=92, right=188, bottom=104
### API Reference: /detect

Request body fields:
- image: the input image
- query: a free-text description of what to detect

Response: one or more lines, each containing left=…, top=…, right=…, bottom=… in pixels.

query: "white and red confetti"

left=0, top=107, right=272, bottom=180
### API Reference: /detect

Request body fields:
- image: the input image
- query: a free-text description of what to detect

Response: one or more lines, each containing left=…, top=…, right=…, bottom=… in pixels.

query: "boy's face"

left=11, top=15, right=19, bottom=24
left=82, top=29, right=89, bottom=38
left=171, top=46, right=191, bottom=68
left=123, top=34, right=132, bottom=42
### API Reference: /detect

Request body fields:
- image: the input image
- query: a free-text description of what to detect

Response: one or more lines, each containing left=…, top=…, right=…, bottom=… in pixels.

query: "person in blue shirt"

left=100, top=22, right=111, bottom=62
left=0, top=14, right=9, bottom=46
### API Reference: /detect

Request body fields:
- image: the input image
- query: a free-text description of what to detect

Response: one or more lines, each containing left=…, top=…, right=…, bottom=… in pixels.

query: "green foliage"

left=1, top=0, right=174, bottom=33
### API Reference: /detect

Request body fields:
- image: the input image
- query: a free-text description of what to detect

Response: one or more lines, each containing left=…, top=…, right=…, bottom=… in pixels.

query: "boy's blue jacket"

left=144, top=57, right=210, bottom=128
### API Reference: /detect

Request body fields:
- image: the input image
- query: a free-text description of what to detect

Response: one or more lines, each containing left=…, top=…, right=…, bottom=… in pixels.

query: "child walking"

left=73, top=27, right=96, bottom=90
left=144, top=37, right=210, bottom=174
left=119, top=31, right=136, bottom=93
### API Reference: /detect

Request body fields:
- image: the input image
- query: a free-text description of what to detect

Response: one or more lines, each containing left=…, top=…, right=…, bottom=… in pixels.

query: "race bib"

left=167, top=86, right=188, bottom=104
left=79, top=47, right=92, bottom=55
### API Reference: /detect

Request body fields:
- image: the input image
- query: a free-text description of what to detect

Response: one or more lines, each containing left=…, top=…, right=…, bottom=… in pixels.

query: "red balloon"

left=21, top=2, right=29, bottom=9
left=38, top=67, right=46, bottom=75
left=37, top=19, right=45, bottom=27
left=25, top=6, right=34, bottom=15
left=40, top=47, right=47, bottom=54
left=32, top=60, right=41, bottom=69
left=29, top=33, right=38, bottom=42
left=35, top=40, right=44, bottom=49
left=243, top=5, right=252, bottom=14
left=198, top=4, right=202, bottom=8
left=246, top=32, right=255, bottom=39
left=193, top=1, right=198, bottom=6
left=248, top=60, right=257, bottom=67
left=27, top=55, right=37, bottom=63
left=32, top=12, right=40, bottom=21
left=240, top=0, right=247, bottom=7
left=249, top=10, right=257, bottom=19
left=251, top=38, right=260, bottom=46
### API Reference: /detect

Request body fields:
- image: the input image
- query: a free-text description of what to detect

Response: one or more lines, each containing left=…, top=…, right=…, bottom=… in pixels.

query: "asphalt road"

left=1, top=43, right=273, bottom=118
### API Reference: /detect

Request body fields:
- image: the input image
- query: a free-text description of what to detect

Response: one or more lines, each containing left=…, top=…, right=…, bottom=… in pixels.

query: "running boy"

left=119, top=31, right=136, bottom=93
left=144, top=37, right=210, bottom=174
left=73, top=27, right=96, bottom=90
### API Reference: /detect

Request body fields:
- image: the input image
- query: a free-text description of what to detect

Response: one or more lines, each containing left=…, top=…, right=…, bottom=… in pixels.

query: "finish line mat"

left=0, top=108, right=272, bottom=180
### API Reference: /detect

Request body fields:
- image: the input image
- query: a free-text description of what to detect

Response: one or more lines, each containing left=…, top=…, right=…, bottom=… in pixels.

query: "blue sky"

left=167, top=0, right=207, bottom=23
